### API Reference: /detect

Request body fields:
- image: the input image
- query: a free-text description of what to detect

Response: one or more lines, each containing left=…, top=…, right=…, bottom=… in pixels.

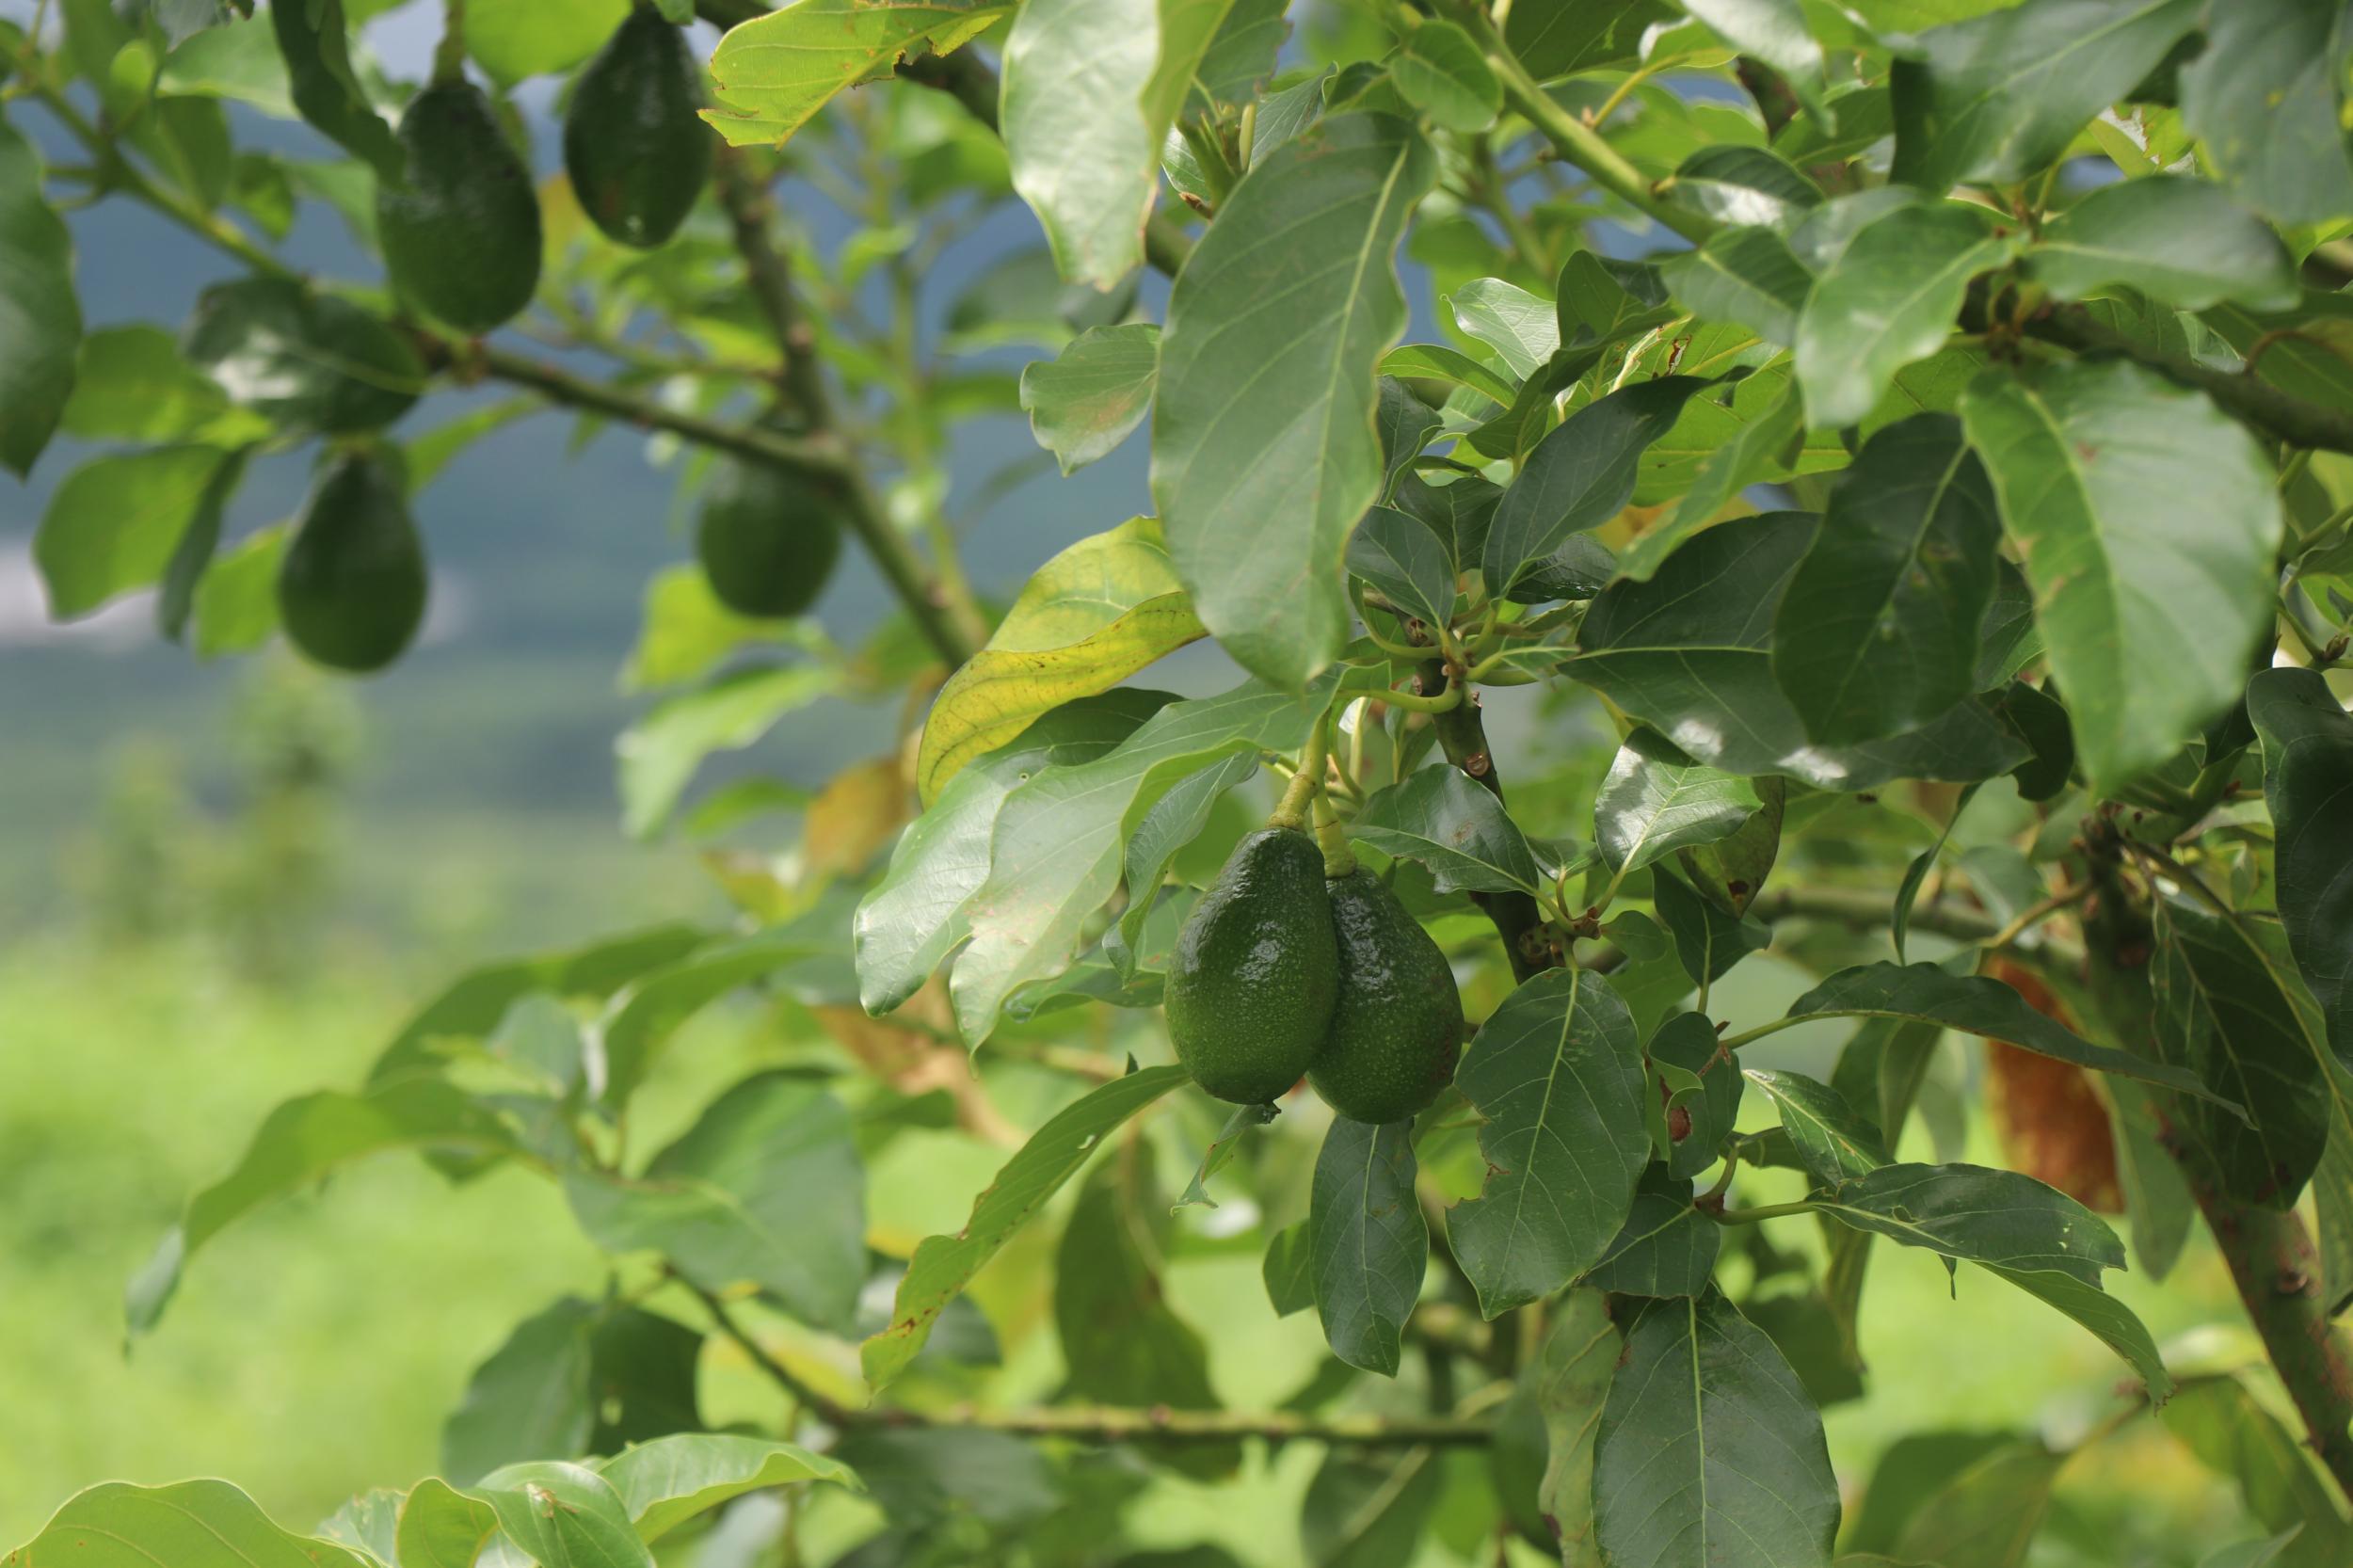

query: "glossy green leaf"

left=1507, top=0, right=1677, bottom=77
left=466, top=0, right=630, bottom=84
left=1593, top=1292, right=1842, bottom=1568
left=0, top=117, right=79, bottom=476
left=1112, top=747, right=1258, bottom=968
left=34, top=445, right=233, bottom=619
left=1795, top=202, right=2013, bottom=426
left=1958, top=359, right=2281, bottom=791
left=58, top=324, right=256, bottom=444
left=7, top=1480, right=376, bottom=1568
left=1654, top=858, right=1771, bottom=986
left=1745, top=1066, right=1889, bottom=1186
left=1380, top=341, right=1516, bottom=404
left=1001, top=0, right=1162, bottom=287
left=1772, top=413, right=2001, bottom=744
left=1665, top=145, right=1822, bottom=230
left=2247, top=667, right=2353, bottom=1065
left=1655, top=1011, right=1741, bottom=1178
left=617, top=664, right=839, bottom=838
left=1350, top=763, right=1546, bottom=896
left=1658, top=225, right=1813, bottom=345
left=1263, top=1218, right=1316, bottom=1316
left=2180, top=0, right=2353, bottom=226
left=472, top=1461, right=652, bottom=1568
left=621, top=566, right=805, bottom=696
left=1984, top=1263, right=2171, bottom=1400
left=1449, top=276, right=1557, bottom=377
left=1392, top=19, right=1499, bottom=132
left=268, top=0, right=401, bottom=179
left=918, top=518, right=1202, bottom=804
left=706, top=0, right=1014, bottom=145
left=1449, top=968, right=1650, bottom=1316
left=1815, top=1161, right=2123, bottom=1282
left=1483, top=376, right=1708, bottom=597
left=1622, top=378, right=1802, bottom=582
left=2029, top=177, right=2298, bottom=312
left=1595, top=727, right=1763, bottom=876
left=1020, top=323, right=1160, bottom=474
left=440, top=1298, right=597, bottom=1486
left=1675, top=0, right=1822, bottom=96
left=1586, top=1164, right=1720, bottom=1295
left=1529, top=1288, right=1619, bottom=1568
left=183, top=277, right=423, bottom=435
left=599, top=1434, right=858, bottom=1541
left=1311, top=1117, right=1426, bottom=1376
left=863, top=1064, right=1189, bottom=1387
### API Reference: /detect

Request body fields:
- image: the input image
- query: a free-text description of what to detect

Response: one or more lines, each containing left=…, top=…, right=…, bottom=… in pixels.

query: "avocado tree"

left=10, top=0, right=2353, bottom=1563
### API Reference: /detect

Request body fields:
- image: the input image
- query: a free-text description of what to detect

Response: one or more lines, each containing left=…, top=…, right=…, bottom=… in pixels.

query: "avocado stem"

left=1268, top=719, right=1330, bottom=830
left=431, top=0, right=469, bottom=85
left=1312, top=795, right=1356, bottom=878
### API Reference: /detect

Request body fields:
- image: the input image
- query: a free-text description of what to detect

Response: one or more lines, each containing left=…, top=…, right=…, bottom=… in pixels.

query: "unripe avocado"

left=695, top=460, right=845, bottom=618
left=278, top=452, right=427, bottom=674
left=376, top=79, right=542, bottom=333
left=1308, top=870, right=1464, bottom=1125
left=565, top=7, right=712, bottom=249
left=1164, top=827, right=1338, bottom=1104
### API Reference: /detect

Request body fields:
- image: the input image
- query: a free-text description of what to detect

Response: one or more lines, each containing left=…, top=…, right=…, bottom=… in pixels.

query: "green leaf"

left=59, top=324, right=255, bottom=443
left=1507, top=0, right=1677, bottom=77
left=160, top=20, right=298, bottom=119
left=1890, top=1443, right=2064, bottom=1568
left=1984, top=1263, right=2172, bottom=1399
left=1654, top=859, right=1771, bottom=986
left=1957, top=358, right=2281, bottom=791
left=1002, top=0, right=1162, bottom=287
left=856, top=691, right=1167, bottom=1016
left=1665, top=145, right=1822, bottom=229
left=1311, top=1117, right=1427, bottom=1376
left=267, top=0, right=401, bottom=180
left=1794, top=202, right=2014, bottom=426
left=1111, top=746, right=1259, bottom=968
left=126, top=1077, right=527, bottom=1336
left=1528, top=1288, right=1619, bottom=1568
left=1572, top=512, right=2030, bottom=790
left=183, top=276, right=423, bottom=435
left=2151, top=899, right=2329, bottom=1208
left=705, top=0, right=1014, bottom=146
left=1152, top=113, right=1434, bottom=687
left=2163, top=1375, right=2353, bottom=1564
left=466, top=0, right=630, bottom=84
left=192, top=520, right=282, bottom=656
left=1674, top=0, right=1822, bottom=97
left=1586, top=1164, right=1721, bottom=1295
left=600, top=934, right=826, bottom=1108
left=1347, top=504, right=1456, bottom=626
left=1771, top=413, right=2001, bottom=744
left=2180, top=0, right=2353, bottom=226
left=2028, top=177, right=2298, bottom=312
left=565, top=1073, right=866, bottom=1333
left=1815, top=1161, right=2122, bottom=1281
left=1449, top=968, right=1650, bottom=1317
left=34, top=445, right=233, bottom=619
left=1391, top=19, right=1500, bottom=132
left=472, top=1461, right=652, bottom=1568
left=1350, top=763, right=1547, bottom=897
left=1056, top=1163, right=1225, bottom=1446
left=1622, top=378, right=1803, bottom=582
left=1744, top=1067, right=1889, bottom=1186
left=1302, top=1450, right=1442, bottom=1567
left=1380, top=342, right=1516, bottom=404
left=2247, top=667, right=2353, bottom=1065
left=6, top=1480, right=377, bottom=1568
left=1888, top=0, right=2201, bottom=191
left=1594, top=727, right=1763, bottom=876
left=1482, top=376, right=1709, bottom=597
left=1593, top=1292, right=1842, bottom=1568
left=1450, top=276, right=1557, bottom=376
left=621, top=566, right=806, bottom=695
left=617, top=664, right=839, bottom=838
left=1767, top=960, right=2236, bottom=1105
left=1021, top=323, right=1160, bottom=475
left=440, top=1298, right=597, bottom=1486
left=1263, top=1218, right=1316, bottom=1316
left=599, top=1434, right=858, bottom=1541
left=1175, top=1099, right=1278, bottom=1209
left=862, top=1064, right=1189, bottom=1388
left=0, top=117, right=79, bottom=476
left=1658, top=225, right=1814, bottom=345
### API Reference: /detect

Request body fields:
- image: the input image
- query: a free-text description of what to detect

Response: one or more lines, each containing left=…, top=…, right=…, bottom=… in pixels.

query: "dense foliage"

left=8, top=0, right=2353, bottom=1565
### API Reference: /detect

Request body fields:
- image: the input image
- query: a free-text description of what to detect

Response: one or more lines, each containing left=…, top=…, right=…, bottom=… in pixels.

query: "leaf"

left=2180, top=0, right=2353, bottom=226
left=1892, top=781, right=1980, bottom=964
left=0, top=118, right=79, bottom=477
left=617, top=664, right=838, bottom=838
left=1958, top=358, right=2281, bottom=791
left=1302, top=1450, right=1442, bottom=1567
left=1000, top=0, right=1166, bottom=287
left=1174, top=1098, right=1278, bottom=1210
left=1771, top=413, right=2001, bottom=744
left=267, top=0, right=401, bottom=179
left=1529, top=1288, right=1619, bottom=1568
left=1654, top=859, right=1771, bottom=986
left=6, top=1480, right=377, bottom=1568
left=193, top=523, right=285, bottom=656
left=622, top=566, right=805, bottom=695
left=1816, top=1161, right=2123, bottom=1281
left=1112, top=746, right=1259, bottom=966
left=59, top=324, right=256, bottom=444
left=1985, top=1263, right=2172, bottom=1400
left=1450, top=276, right=1558, bottom=376
left=1571, top=513, right=2029, bottom=790
left=465, top=0, right=630, bottom=84
left=918, top=519, right=1201, bottom=803
left=705, top=0, right=1014, bottom=146
left=1675, top=0, right=1822, bottom=96
left=472, top=1462, right=651, bottom=1568
left=1890, top=1443, right=2064, bottom=1568
left=183, top=277, right=423, bottom=435
left=1021, top=323, right=1160, bottom=474
left=862, top=1064, right=1189, bottom=1388
left=2247, top=667, right=2353, bottom=1066
left=857, top=691, right=1166, bottom=1016
left=1593, top=1292, right=1842, bottom=1568
left=2163, top=1375, right=2353, bottom=1564
left=1745, top=1067, right=1889, bottom=1186
left=1391, top=18, right=1500, bottom=132
left=1794, top=202, right=2014, bottom=426
left=1888, top=0, right=2201, bottom=191
left=34, top=446, right=234, bottom=619
left=1622, top=378, right=1802, bottom=582
left=566, top=1074, right=866, bottom=1333
left=126, top=1077, right=526, bottom=1336
left=1449, top=968, right=1650, bottom=1317
left=600, top=1434, right=858, bottom=1541
left=1507, top=0, right=1677, bottom=77
left=1658, top=225, right=1814, bottom=345
left=1586, top=1164, right=1721, bottom=1295
left=1311, top=1117, right=1427, bottom=1376
left=1152, top=113, right=1435, bottom=687
left=1380, top=342, right=1516, bottom=404
left=1594, top=728, right=1763, bottom=876
left=2028, top=177, right=2298, bottom=312
left=1351, top=763, right=1547, bottom=897
left=1263, top=1218, right=1316, bottom=1315
left=440, top=1298, right=596, bottom=1486
left=1347, top=504, right=1456, bottom=627
left=2151, top=899, right=2329, bottom=1208
left=1482, top=376, right=1709, bottom=597
left=1767, top=960, right=2235, bottom=1106
left=1665, top=145, right=1822, bottom=230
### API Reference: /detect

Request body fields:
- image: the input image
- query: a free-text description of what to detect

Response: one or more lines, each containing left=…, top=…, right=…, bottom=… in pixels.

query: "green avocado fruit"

left=376, top=79, right=543, bottom=333
left=278, top=452, right=428, bottom=674
left=1308, top=869, right=1464, bottom=1125
left=695, top=460, right=846, bottom=618
left=565, top=7, right=713, bottom=249
left=1164, top=827, right=1338, bottom=1105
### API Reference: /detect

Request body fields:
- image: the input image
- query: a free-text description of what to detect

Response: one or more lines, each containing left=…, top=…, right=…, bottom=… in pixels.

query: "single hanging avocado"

left=1308, top=869, right=1464, bottom=1125
left=564, top=6, right=713, bottom=248
left=695, top=459, right=846, bottom=618
left=1164, top=828, right=1338, bottom=1105
left=278, top=452, right=428, bottom=674
left=376, top=78, right=543, bottom=333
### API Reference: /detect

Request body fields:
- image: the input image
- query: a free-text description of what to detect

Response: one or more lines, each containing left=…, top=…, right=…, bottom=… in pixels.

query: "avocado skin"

left=565, top=8, right=712, bottom=248
left=278, top=453, right=427, bottom=674
left=695, top=460, right=846, bottom=617
left=1164, top=828, right=1338, bottom=1104
left=376, top=80, right=542, bottom=333
left=1308, top=870, right=1464, bottom=1125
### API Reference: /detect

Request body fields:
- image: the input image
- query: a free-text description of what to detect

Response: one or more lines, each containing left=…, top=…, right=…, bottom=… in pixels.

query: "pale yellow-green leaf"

left=704, top=0, right=1014, bottom=147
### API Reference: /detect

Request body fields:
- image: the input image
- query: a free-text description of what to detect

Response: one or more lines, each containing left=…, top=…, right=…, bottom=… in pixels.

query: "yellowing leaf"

left=705, top=0, right=1014, bottom=147
left=915, top=517, right=1202, bottom=804
left=804, top=754, right=912, bottom=884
